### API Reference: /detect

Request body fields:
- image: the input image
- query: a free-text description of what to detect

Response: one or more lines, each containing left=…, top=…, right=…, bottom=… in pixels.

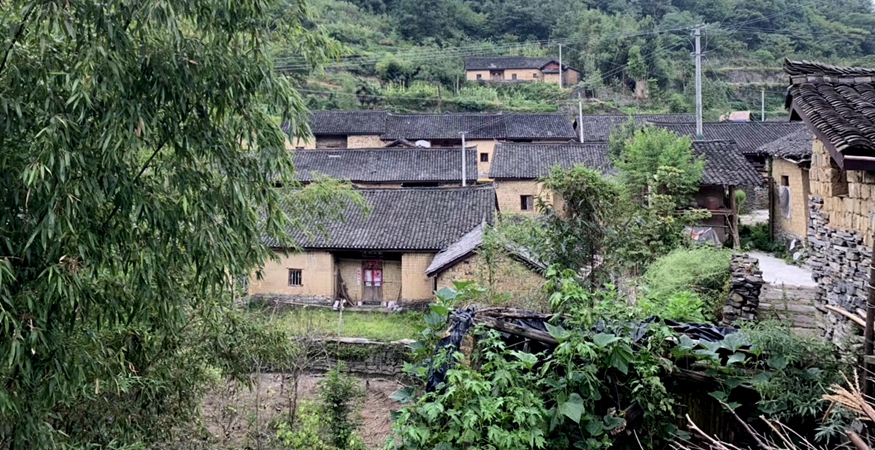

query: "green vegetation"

left=275, top=366, right=367, bottom=449
left=0, top=0, right=355, bottom=447
left=271, top=308, right=421, bottom=341
left=287, top=0, right=875, bottom=115
left=640, top=247, right=733, bottom=320
left=388, top=273, right=849, bottom=449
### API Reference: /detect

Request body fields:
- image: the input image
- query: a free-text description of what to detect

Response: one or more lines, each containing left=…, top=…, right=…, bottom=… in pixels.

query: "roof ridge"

left=351, top=185, right=495, bottom=192
left=298, top=146, right=478, bottom=152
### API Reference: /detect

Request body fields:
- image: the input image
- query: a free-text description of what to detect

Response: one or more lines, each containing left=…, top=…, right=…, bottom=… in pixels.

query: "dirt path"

left=748, top=251, right=820, bottom=336
left=202, top=373, right=405, bottom=449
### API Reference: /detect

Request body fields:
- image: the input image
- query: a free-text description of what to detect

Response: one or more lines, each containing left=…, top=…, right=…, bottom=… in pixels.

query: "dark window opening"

left=520, top=195, right=534, bottom=211
left=512, top=74, right=518, bottom=80
left=480, top=152, right=489, bottom=162
left=476, top=74, right=482, bottom=80
left=288, top=269, right=302, bottom=286
left=533, top=73, right=539, bottom=79
left=781, top=175, right=789, bottom=186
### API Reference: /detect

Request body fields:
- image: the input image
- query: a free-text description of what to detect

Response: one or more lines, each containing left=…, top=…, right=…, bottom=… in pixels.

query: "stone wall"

left=807, top=137, right=875, bottom=345
left=808, top=196, right=871, bottom=344
left=312, top=338, right=413, bottom=377
left=722, top=254, right=764, bottom=325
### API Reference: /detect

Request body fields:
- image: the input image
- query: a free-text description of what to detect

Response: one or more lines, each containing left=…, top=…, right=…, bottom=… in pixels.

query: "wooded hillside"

left=281, top=0, right=875, bottom=116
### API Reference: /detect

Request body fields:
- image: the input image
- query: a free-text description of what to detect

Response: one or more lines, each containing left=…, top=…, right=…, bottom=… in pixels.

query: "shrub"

left=640, top=290, right=707, bottom=323
left=641, top=247, right=732, bottom=321
left=318, top=364, right=365, bottom=450
left=734, top=189, right=747, bottom=213
left=739, top=223, right=784, bottom=253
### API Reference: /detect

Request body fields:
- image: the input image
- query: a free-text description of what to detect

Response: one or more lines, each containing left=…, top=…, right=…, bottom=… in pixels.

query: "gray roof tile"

left=784, top=59, right=875, bottom=158
left=381, top=113, right=576, bottom=140
left=654, top=122, right=807, bottom=155
left=464, top=57, right=556, bottom=71
left=266, top=187, right=496, bottom=251
left=579, top=114, right=696, bottom=142
left=293, top=148, right=477, bottom=183
left=693, top=141, right=763, bottom=187
left=490, top=142, right=612, bottom=179
left=282, top=110, right=388, bottom=136
left=756, top=128, right=814, bottom=160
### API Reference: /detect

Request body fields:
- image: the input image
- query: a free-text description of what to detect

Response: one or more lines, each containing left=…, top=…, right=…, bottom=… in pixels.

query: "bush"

left=641, top=247, right=732, bottom=321
left=639, top=290, right=707, bottom=323
left=739, top=223, right=784, bottom=254
left=734, top=189, right=747, bottom=213
left=318, top=364, right=365, bottom=450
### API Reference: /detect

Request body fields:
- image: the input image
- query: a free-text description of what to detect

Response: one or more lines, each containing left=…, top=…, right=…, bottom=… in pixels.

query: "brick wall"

left=465, top=70, right=491, bottom=81
left=249, top=251, right=334, bottom=299
left=402, top=253, right=436, bottom=301
left=772, top=157, right=810, bottom=242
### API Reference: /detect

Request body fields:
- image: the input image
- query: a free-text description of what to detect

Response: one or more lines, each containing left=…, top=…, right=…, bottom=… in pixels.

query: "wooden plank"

left=474, top=316, right=559, bottom=345
left=824, top=305, right=866, bottom=328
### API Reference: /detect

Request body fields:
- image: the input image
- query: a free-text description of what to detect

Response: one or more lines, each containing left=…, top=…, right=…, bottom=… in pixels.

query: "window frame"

left=520, top=195, right=534, bottom=211
left=781, top=175, right=789, bottom=186
left=480, top=152, right=489, bottom=162
left=288, top=269, right=302, bottom=287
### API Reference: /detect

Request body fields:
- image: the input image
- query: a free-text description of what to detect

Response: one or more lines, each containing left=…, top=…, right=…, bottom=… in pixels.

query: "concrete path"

left=748, top=251, right=817, bottom=287
left=749, top=251, right=820, bottom=336
left=739, top=209, right=769, bottom=226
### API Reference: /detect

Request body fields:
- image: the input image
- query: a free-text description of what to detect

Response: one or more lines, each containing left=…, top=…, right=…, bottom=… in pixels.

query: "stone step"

left=758, top=303, right=818, bottom=313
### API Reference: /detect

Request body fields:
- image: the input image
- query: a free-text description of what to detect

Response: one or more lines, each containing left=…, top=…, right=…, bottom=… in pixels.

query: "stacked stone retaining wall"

left=808, top=196, right=871, bottom=344
left=722, top=254, right=764, bottom=325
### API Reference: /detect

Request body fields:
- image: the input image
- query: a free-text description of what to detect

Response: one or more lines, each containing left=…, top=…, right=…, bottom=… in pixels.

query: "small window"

left=476, top=74, right=482, bottom=80
left=512, top=73, right=517, bottom=80
left=295, top=146, right=305, bottom=150
left=533, top=73, right=539, bottom=79
left=520, top=195, right=534, bottom=211
left=288, top=269, right=302, bottom=286
left=480, top=152, right=489, bottom=162
left=781, top=175, right=789, bottom=186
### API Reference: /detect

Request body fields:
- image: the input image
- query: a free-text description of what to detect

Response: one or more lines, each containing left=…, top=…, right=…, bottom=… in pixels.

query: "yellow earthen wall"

left=347, top=135, right=386, bottom=148
left=504, top=69, right=545, bottom=81
left=772, top=158, right=810, bottom=240
left=249, top=251, right=334, bottom=297
left=466, top=70, right=492, bottom=81
left=401, top=253, right=435, bottom=301
left=286, top=136, right=316, bottom=150
left=809, top=138, right=875, bottom=247
left=436, top=252, right=545, bottom=300
left=494, top=180, right=552, bottom=214
left=470, top=139, right=496, bottom=180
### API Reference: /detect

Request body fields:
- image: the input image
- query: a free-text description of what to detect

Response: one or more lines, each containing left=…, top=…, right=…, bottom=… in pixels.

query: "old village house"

left=783, top=60, right=875, bottom=344
left=249, top=187, right=544, bottom=305
left=464, top=56, right=581, bottom=85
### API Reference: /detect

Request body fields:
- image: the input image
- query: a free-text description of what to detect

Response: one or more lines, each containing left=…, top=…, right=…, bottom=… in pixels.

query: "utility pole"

left=461, top=132, right=467, bottom=187
left=694, top=25, right=703, bottom=140
left=578, top=93, right=584, bottom=143
left=558, top=44, right=563, bottom=89
left=761, top=88, right=766, bottom=122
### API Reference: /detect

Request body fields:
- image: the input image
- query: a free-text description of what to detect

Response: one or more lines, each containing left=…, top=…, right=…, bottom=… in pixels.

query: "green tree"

left=0, top=1, right=350, bottom=447
left=615, top=127, right=703, bottom=202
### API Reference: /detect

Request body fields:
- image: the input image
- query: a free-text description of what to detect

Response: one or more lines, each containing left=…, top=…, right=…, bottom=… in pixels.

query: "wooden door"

left=362, top=261, right=383, bottom=305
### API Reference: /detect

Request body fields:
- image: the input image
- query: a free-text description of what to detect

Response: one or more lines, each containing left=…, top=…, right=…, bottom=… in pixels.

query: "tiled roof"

left=266, top=187, right=496, bottom=251
left=381, top=113, right=577, bottom=140
left=424, top=223, right=546, bottom=276
left=653, top=122, right=807, bottom=155
left=784, top=59, right=875, bottom=165
left=578, top=114, right=696, bottom=142
left=293, top=148, right=477, bottom=183
left=282, top=110, right=388, bottom=136
left=756, top=128, right=814, bottom=161
left=425, top=223, right=485, bottom=276
left=489, top=142, right=612, bottom=179
left=693, top=141, right=763, bottom=187
left=464, top=57, right=555, bottom=71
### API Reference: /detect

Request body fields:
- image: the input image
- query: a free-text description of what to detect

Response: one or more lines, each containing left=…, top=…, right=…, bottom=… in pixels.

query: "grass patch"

left=268, top=307, right=421, bottom=342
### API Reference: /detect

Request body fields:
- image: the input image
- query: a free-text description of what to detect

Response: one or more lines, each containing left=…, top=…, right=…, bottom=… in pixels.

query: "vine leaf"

left=559, top=393, right=585, bottom=423
left=390, top=387, right=416, bottom=404
left=592, top=333, right=620, bottom=348
left=726, top=352, right=746, bottom=367
left=545, top=323, right=572, bottom=342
